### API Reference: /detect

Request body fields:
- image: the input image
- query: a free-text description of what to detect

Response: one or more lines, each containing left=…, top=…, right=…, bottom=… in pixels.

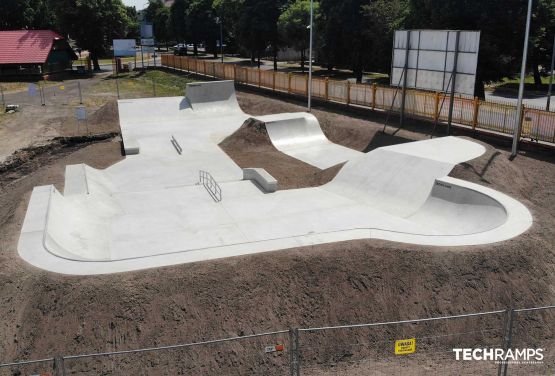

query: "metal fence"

left=161, top=55, right=555, bottom=145
left=2, top=305, right=554, bottom=375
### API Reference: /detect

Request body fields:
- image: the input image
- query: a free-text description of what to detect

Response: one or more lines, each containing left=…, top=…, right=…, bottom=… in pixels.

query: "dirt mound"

left=0, top=90, right=553, bottom=375
left=219, top=117, right=343, bottom=189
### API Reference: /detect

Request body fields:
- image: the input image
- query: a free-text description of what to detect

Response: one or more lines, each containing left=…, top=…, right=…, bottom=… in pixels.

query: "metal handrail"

left=170, top=135, right=182, bottom=155
left=198, top=170, right=222, bottom=202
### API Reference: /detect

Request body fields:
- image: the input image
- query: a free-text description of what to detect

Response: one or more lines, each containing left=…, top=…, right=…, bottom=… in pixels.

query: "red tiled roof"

left=0, top=30, right=64, bottom=65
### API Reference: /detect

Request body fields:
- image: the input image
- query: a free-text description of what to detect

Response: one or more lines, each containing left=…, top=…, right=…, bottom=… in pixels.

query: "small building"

left=0, top=30, right=77, bottom=78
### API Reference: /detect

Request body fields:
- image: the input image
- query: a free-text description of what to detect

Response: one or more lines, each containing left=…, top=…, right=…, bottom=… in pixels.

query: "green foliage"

left=0, top=0, right=57, bottom=30
left=278, top=0, right=319, bottom=52
left=145, top=0, right=172, bottom=43
left=236, top=0, right=284, bottom=63
left=55, top=0, right=134, bottom=69
left=170, top=0, right=190, bottom=43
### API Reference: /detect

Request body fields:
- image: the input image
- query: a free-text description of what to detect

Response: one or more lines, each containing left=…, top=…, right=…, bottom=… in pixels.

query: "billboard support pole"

left=546, top=34, right=555, bottom=111
left=447, top=30, right=460, bottom=136
left=511, top=0, right=533, bottom=158
left=399, top=30, right=411, bottom=126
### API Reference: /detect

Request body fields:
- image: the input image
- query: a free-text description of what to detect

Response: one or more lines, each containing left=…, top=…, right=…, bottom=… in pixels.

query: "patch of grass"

left=489, top=74, right=555, bottom=92
left=88, top=70, right=200, bottom=99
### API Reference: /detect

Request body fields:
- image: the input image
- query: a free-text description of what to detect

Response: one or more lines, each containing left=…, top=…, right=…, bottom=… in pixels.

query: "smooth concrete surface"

left=243, top=168, right=278, bottom=192
left=257, top=112, right=360, bottom=169
left=17, top=80, right=533, bottom=275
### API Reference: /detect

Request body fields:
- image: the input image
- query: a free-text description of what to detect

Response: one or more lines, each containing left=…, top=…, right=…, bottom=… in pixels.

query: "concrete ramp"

left=324, top=137, right=486, bottom=217
left=185, top=80, right=242, bottom=114
left=255, top=112, right=360, bottom=169
left=17, top=80, right=533, bottom=275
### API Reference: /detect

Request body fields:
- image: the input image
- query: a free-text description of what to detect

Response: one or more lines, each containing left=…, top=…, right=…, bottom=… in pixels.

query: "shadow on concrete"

left=362, top=131, right=413, bottom=153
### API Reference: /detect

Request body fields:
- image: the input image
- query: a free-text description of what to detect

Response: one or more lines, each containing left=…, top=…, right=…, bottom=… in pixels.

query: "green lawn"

left=489, top=74, right=555, bottom=92
left=89, top=70, right=199, bottom=99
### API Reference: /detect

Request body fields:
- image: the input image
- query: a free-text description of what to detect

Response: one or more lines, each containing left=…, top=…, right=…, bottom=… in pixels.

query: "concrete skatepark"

left=18, top=80, right=533, bottom=275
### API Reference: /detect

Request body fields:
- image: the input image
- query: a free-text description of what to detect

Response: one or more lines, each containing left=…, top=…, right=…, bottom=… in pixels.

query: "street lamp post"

left=217, top=17, right=224, bottom=63
left=308, top=0, right=314, bottom=112
left=511, top=0, right=533, bottom=158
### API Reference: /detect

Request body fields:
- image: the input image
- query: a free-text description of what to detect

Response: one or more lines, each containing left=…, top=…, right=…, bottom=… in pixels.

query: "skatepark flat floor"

left=17, top=81, right=533, bottom=274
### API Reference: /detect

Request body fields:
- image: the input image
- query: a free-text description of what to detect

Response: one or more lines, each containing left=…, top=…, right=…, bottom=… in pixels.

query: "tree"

left=318, top=0, right=374, bottom=82
left=170, top=0, right=190, bottom=47
left=0, top=0, right=57, bottom=30
left=55, top=0, right=133, bottom=70
left=187, top=0, right=218, bottom=56
left=528, top=0, right=555, bottom=87
left=212, top=0, right=244, bottom=53
left=361, top=0, right=407, bottom=74
left=145, top=0, right=171, bottom=47
left=236, top=0, right=283, bottom=68
left=278, top=0, right=320, bottom=72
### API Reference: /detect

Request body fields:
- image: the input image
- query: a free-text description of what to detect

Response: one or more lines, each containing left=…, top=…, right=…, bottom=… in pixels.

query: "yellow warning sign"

left=59, top=85, right=65, bottom=90
left=395, top=338, right=416, bottom=355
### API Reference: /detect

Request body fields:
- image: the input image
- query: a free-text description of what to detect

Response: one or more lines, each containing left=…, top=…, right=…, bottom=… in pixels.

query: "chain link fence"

left=1, top=306, right=554, bottom=376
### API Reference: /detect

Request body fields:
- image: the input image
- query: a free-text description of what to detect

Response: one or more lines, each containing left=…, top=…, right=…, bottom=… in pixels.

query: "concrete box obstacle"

left=17, top=80, right=533, bottom=275
left=243, top=168, right=278, bottom=193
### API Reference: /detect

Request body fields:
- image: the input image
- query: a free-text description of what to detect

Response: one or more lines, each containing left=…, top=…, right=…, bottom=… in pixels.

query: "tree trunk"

left=354, top=67, right=363, bottom=83
left=301, top=50, right=305, bottom=73
left=533, top=63, right=542, bottom=88
left=257, top=53, right=261, bottom=69
left=251, top=51, right=255, bottom=66
left=193, top=43, right=198, bottom=56
left=91, top=53, right=100, bottom=71
left=273, top=45, right=278, bottom=71
left=474, top=71, right=486, bottom=100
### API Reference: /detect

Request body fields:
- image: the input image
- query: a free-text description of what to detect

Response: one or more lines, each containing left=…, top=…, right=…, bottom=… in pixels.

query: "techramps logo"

left=453, top=348, right=544, bottom=365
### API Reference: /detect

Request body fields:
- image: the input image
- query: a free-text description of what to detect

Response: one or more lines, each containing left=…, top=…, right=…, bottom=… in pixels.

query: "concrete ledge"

left=124, top=138, right=140, bottom=155
left=243, top=168, right=278, bottom=193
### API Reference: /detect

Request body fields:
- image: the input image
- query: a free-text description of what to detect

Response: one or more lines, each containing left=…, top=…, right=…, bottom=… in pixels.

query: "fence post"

left=53, top=356, right=66, bottom=376
left=346, top=81, right=351, bottom=105
left=434, top=92, right=441, bottom=122
left=258, top=69, right=262, bottom=88
left=233, top=65, right=237, bottom=82
left=498, top=309, right=515, bottom=376
left=325, top=78, right=329, bottom=101
left=518, top=104, right=525, bottom=140
left=272, top=71, right=276, bottom=91
left=288, top=73, right=292, bottom=94
left=305, top=74, right=309, bottom=96
left=472, top=97, right=480, bottom=130
left=371, top=83, right=377, bottom=110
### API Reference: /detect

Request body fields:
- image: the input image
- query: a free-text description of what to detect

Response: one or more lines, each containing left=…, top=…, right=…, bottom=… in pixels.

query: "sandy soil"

left=0, top=88, right=553, bottom=375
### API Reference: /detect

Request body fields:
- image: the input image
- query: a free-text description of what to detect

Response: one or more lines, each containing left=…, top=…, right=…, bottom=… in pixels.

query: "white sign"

left=141, top=38, right=155, bottom=53
left=391, top=30, right=481, bottom=95
left=141, top=23, right=153, bottom=38
left=75, top=106, right=87, bottom=121
left=113, top=39, right=136, bottom=57
left=28, top=83, right=37, bottom=96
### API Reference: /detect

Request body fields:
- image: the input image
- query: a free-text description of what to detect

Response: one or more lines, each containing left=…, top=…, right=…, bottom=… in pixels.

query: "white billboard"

left=141, top=23, right=153, bottom=38
left=391, top=30, right=480, bottom=95
left=113, top=39, right=136, bottom=57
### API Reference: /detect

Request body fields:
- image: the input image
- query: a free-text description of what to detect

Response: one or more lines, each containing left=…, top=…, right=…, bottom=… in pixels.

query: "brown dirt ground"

left=0, top=89, right=553, bottom=375
left=219, top=117, right=343, bottom=190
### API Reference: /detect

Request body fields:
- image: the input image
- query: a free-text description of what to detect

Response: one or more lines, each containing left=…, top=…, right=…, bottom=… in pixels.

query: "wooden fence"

left=161, top=55, right=555, bottom=144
